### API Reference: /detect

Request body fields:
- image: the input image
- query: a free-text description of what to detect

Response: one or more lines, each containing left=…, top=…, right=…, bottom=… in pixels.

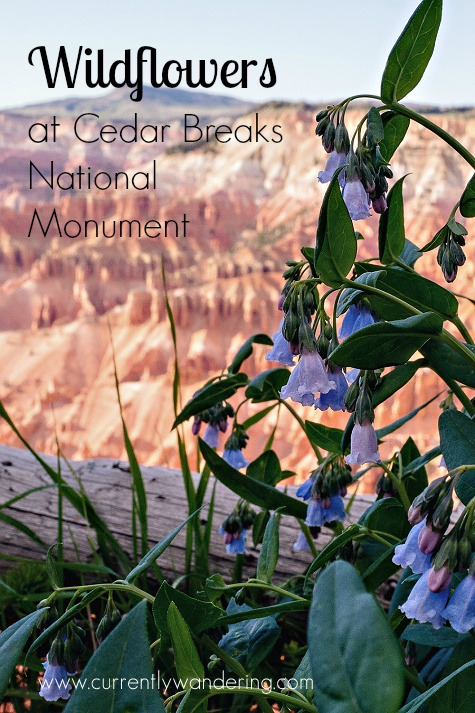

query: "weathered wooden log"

left=0, top=444, right=376, bottom=581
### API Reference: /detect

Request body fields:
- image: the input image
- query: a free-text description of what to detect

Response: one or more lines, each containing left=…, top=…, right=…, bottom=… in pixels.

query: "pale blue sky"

left=1, top=0, right=474, bottom=109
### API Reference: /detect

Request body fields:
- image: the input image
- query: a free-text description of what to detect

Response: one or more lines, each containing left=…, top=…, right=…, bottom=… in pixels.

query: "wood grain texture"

left=0, top=444, right=376, bottom=580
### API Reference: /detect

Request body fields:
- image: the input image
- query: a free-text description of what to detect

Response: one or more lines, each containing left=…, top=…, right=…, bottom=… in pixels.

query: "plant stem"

left=404, top=666, right=427, bottom=694
left=224, top=580, right=307, bottom=602
left=298, top=520, right=319, bottom=558
left=389, top=102, right=475, bottom=170
left=378, top=462, right=411, bottom=511
left=452, top=316, right=474, bottom=345
left=202, top=686, right=319, bottom=713
left=277, top=394, right=323, bottom=462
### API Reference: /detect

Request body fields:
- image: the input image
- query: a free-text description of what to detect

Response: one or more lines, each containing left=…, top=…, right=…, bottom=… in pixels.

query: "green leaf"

left=173, top=373, right=248, bottom=428
left=376, top=391, right=440, bottom=440
left=228, top=334, right=273, bottom=374
left=379, top=176, right=407, bottom=263
left=460, top=173, right=475, bottom=218
left=402, top=623, right=466, bottom=649
left=427, top=637, right=475, bottom=712
left=379, top=112, right=410, bottom=162
left=256, top=510, right=281, bottom=582
left=216, top=599, right=308, bottom=627
left=360, top=498, right=410, bottom=541
left=125, top=508, right=202, bottom=583
left=0, top=512, right=47, bottom=550
left=205, top=573, right=226, bottom=602
left=366, top=107, right=384, bottom=147
left=330, top=313, right=443, bottom=369
left=422, top=340, right=475, bottom=388
left=372, top=361, right=424, bottom=407
left=167, top=602, right=205, bottom=685
left=305, top=421, right=344, bottom=454
left=153, top=582, right=223, bottom=646
left=218, top=599, right=280, bottom=672
left=399, top=437, right=428, bottom=502
left=252, top=509, right=270, bottom=547
left=308, top=561, right=404, bottom=713
left=0, top=609, right=47, bottom=700
left=399, top=660, right=475, bottom=713
left=360, top=267, right=458, bottom=321
left=65, top=601, right=165, bottom=712
left=245, top=368, right=289, bottom=403
left=306, top=524, right=363, bottom=577
left=241, top=404, right=276, bottom=430
left=399, top=238, right=422, bottom=267
left=247, top=451, right=282, bottom=486
left=315, top=172, right=357, bottom=287
left=199, top=440, right=307, bottom=518
left=357, top=499, right=410, bottom=589
left=422, top=224, right=449, bottom=253
left=439, top=410, right=475, bottom=505
left=381, top=0, right=443, bottom=102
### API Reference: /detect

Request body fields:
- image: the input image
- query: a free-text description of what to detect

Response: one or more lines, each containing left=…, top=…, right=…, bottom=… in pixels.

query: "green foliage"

left=65, top=602, right=165, bottom=712
left=315, top=172, right=357, bottom=286
left=381, top=0, right=443, bottom=102
left=0, top=609, right=47, bottom=700
left=331, top=313, right=443, bottom=368
left=308, top=561, right=404, bottom=713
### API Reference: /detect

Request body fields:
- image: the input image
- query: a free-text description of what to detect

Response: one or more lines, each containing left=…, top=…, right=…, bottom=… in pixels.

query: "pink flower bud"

left=418, top=525, right=443, bottom=555
left=321, top=496, right=331, bottom=509
left=218, top=420, right=228, bottom=433
left=277, top=294, right=286, bottom=311
left=408, top=504, right=424, bottom=525
left=427, top=565, right=452, bottom=593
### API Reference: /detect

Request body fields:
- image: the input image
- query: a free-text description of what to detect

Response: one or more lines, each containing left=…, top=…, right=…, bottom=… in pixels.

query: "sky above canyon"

left=1, top=0, right=474, bottom=110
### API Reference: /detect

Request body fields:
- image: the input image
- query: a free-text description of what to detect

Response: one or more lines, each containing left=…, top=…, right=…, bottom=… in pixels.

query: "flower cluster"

left=191, top=402, right=235, bottom=448
left=344, top=368, right=381, bottom=465
left=223, top=427, right=250, bottom=470
left=39, top=624, right=85, bottom=702
left=394, top=477, right=475, bottom=631
left=294, top=457, right=352, bottom=549
left=219, top=501, right=256, bottom=555
left=316, top=108, right=393, bottom=220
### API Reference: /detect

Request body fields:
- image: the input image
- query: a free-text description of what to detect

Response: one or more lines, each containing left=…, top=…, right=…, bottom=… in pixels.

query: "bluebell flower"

left=280, top=348, right=336, bottom=406
left=305, top=495, right=346, bottom=528
left=392, top=520, right=432, bottom=574
left=318, top=150, right=347, bottom=183
left=293, top=531, right=311, bottom=551
left=443, top=574, right=475, bottom=634
left=203, top=424, right=220, bottom=448
left=40, top=656, right=74, bottom=702
left=346, top=417, right=380, bottom=465
left=315, top=366, right=348, bottom=411
left=339, top=304, right=375, bottom=339
left=296, top=476, right=315, bottom=501
left=223, top=447, right=249, bottom=470
left=266, top=320, right=295, bottom=367
left=346, top=368, right=360, bottom=384
left=342, top=176, right=371, bottom=221
left=219, top=527, right=247, bottom=555
left=399, top=570, right=450, bottom=629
